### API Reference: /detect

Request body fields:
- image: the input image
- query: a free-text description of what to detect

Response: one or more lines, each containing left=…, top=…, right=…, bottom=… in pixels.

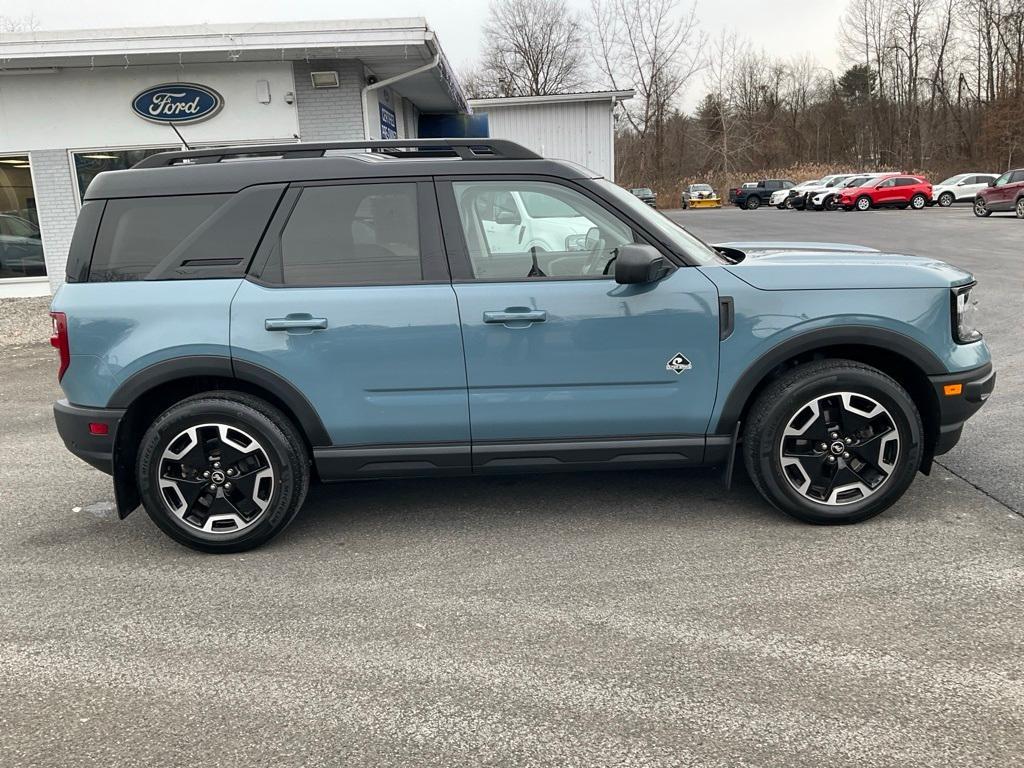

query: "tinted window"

left=895, top=177, right=918, bottom=186
left=90, top=195, right=229, bottom=281
left=1011, top=170, right=1024, bottom=183
left=279, top=183, right=421, bottom=285
left=452, top=180, right=636, bottom=280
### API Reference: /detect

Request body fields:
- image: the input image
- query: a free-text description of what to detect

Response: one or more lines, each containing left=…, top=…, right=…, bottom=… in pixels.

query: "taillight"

left=50, top=311, right=69, bottom=381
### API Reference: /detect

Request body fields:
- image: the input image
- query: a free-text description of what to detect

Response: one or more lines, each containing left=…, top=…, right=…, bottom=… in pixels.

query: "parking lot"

left=1, top=205, right=1021, bottom=766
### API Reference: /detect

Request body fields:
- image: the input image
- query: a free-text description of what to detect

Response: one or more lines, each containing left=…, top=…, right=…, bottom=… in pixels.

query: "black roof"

left=85, top=139, right=597, bottom=199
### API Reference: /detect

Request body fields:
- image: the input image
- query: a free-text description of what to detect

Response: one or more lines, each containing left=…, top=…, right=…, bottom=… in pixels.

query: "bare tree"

left=589, top=0, right=706, bottom=178
left=0, top=13, right=39, bottom=34
left=475, top=0, right=589, bottom=97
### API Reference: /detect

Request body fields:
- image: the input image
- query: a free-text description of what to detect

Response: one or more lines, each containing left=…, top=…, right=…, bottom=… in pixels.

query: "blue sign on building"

left=379, top=103, right=398, bottom=140
left=132, top=83, right=224, bottom=124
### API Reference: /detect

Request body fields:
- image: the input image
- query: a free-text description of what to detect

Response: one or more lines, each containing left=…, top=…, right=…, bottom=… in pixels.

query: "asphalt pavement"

left=1, top=205, right=1021, bottom=767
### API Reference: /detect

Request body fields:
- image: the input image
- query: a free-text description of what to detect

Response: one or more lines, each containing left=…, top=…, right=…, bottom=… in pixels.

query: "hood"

left=713, top=241, right=973, bottom=290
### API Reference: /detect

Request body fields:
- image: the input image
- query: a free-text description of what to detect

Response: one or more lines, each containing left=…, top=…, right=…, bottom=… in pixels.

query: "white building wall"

left=28, top=150, right=80, bottom=290
left=477, top=99, right=617, bottom=180
left=292, top=60, right=365, bottom=142
left=0, top=62, right=299, bottom=152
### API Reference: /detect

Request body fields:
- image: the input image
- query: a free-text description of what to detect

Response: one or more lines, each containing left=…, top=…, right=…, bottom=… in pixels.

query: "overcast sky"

left=13, top=0, right=848, bottom=109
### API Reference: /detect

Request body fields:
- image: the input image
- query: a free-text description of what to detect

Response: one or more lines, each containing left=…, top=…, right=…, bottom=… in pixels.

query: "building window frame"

left=0, top=151, right=47, bottom=286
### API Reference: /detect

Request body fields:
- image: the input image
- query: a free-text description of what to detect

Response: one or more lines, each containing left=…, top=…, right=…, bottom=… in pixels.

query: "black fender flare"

left=714, top=325, right=947, bottom=433
left=108, top=355, right=331, bottom=446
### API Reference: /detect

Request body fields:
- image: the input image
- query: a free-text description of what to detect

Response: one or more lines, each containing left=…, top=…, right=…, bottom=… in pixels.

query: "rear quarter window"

left=89, top=194, right=229, bottom=282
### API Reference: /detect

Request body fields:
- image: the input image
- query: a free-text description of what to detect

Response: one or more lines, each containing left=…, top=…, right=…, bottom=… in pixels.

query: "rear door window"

left=276, top=183, right=422, bottom=285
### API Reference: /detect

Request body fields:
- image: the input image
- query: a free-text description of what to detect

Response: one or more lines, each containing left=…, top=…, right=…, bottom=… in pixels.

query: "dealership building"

left=0, top=19, right=629, bottom=297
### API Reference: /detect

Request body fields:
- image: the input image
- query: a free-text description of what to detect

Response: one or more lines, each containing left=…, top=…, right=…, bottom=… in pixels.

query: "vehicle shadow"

left=278, top=467, right=788, bottom=547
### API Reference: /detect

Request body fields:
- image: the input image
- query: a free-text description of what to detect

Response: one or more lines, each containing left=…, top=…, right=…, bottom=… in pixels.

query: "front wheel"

left=136, top=392, right=310, bottom=552
left=745, top=196, right=761, bottom=210
left=974, top=198, right=991, bottom=217
left=824, top=196, right=838, bottom=211
left=938, top=192, right=954, bottom=207
left=743, top=360, right=923, bottom=525
left=855, top=196, right=872, bottom=211
left=1016, top=197, right=1024, bottom=219
left=910, top=194, right=927, bottom=209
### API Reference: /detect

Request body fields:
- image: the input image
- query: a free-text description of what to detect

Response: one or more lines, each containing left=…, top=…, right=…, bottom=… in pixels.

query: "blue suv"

left=51, top=139, right=995, bottom=552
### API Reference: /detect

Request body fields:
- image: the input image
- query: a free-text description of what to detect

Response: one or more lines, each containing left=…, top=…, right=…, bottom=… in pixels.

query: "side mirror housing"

left=988, top=179, right=997, bottom=187
left=615, top=244, right=671, bottom=285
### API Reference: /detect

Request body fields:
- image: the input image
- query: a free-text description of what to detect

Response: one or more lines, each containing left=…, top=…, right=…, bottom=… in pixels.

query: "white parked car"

left=770, top=179, right=819, bottom=209
left=930, top=173, right=998, bottom=207
left=808, top=173, right=884, bottom=211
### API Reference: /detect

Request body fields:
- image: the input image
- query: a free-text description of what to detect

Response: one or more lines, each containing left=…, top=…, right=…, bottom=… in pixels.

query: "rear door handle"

left=265, top=315, right=328, bottom=331
left=483, top=309, right=547, bottom=326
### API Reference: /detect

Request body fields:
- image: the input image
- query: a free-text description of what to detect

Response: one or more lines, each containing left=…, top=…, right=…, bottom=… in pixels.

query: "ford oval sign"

left=131, top=83, right=224, bottom=124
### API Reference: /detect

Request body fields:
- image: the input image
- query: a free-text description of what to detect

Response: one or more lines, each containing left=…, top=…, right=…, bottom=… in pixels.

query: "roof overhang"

left=469, top=90, right=635, bottom=109
left=0, top=18, right=469, bottom=113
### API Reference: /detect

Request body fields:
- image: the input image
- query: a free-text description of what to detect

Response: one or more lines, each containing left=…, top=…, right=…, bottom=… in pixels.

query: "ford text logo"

left=131, top=83, right=224, bottom=124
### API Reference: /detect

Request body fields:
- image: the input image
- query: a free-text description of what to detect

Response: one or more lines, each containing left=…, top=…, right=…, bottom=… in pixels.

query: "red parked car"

left=838, top=174, right=932, bottom=211
left=973, top=168, right=1024, bottom=218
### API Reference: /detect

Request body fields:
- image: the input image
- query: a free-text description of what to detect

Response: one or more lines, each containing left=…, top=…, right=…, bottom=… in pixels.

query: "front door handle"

left=265, top=315, right=328, bottom=332
left=483, top=308, right=547, bottom=327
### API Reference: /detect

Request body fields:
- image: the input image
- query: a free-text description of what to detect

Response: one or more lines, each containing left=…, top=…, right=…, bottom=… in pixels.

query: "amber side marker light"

left=944, top=383, right=963, bottom=396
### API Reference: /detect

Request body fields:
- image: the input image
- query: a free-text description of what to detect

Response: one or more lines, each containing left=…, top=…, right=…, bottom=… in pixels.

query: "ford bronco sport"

left=51, top=139, right=995, bottom=552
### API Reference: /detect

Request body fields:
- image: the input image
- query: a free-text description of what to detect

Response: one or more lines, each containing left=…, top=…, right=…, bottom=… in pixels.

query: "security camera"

left=366, top=75, right=378, bottom=86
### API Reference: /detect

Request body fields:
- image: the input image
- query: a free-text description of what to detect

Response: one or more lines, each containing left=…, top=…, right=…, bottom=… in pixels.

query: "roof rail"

left=132, top=138, right=542, bottom=168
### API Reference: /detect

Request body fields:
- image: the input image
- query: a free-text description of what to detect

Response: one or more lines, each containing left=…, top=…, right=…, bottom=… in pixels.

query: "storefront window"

left=0, top=155, right=45, bottom=279
left=73, top=147, right=176, bottom=201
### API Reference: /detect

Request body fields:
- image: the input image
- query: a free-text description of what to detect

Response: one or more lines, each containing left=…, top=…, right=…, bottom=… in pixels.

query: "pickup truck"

left=734, top=179, right=795, bottom=210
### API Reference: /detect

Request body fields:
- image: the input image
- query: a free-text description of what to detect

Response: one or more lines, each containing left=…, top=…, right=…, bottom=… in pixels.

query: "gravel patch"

left=0, top=297, right=52, bottom=349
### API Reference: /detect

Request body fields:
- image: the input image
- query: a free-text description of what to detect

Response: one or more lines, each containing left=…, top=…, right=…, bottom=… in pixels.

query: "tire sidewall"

left=137, top=398, right=301, bottom=551
left=752, top=369, right=922, bottom=523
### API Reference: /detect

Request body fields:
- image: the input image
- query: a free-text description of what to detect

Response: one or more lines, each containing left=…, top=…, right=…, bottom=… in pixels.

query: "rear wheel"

left=910, top=193, right=927, bottom=209
left=855, top=196, right=872, bottom=211
left=743, top=360, right=923, bottom=525
left=1016, top=197, right=1024, bottom=219
left=938, top=192, right=954, bottom=207
left=745, top=196, right=761, bottom=210
left=824, top=196, right=838, bottom=211
left=136, top=392, right=309, bottom=552
left=974, top=197, right=991, bottom=217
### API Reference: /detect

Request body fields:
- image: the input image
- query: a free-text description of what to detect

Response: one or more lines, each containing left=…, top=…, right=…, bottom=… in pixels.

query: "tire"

left=681, top=200, right=688, bottom=209
left=784, top=198, right=793, bottom=210
left=938, top=192, right=954, bottom=207
left=910, top=194, right=927, bottom=210
left=855, top=196, right=872, bottom=211
left=742, top=360, right=923, bottom=525
left=974, top=197, right=991, bottom=217
left=136, top=392, right=310, bottom=553
left=745, top=196, right=761, bottom=210
left=1016, top=197, right=1024, bottom=219
left=824, top=196, right=838, bottom=211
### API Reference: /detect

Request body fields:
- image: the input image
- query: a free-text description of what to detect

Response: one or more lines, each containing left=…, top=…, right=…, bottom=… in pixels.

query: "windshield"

left=631, top=188, right=653, bottom=196
left=865, top=176, right=889, bottom=188
left=844, top=176, right=870, bottom=187
left=600, top=180, right=722, bottom=265
left=691, top=184, right=712, bottom=192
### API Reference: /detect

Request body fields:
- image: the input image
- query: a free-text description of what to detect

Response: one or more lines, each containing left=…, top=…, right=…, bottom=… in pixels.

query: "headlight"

left=952, top=283, right=982, bottom=343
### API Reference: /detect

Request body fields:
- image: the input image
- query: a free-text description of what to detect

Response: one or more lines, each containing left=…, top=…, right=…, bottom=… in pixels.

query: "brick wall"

left=292, top=61, right=365, bottom=141
left=30, top=149, right=80, bottom=291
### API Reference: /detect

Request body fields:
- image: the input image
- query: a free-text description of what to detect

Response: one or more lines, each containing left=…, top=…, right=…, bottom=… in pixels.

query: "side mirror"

left=988, top=180, right=997, bottom=187
left=495, top=210, right=520, bottom=225
left=615, top=244, right=671, bottom=285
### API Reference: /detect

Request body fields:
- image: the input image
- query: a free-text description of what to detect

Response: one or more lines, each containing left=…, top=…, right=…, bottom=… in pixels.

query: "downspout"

left=361, top=50, right=441, bottom=139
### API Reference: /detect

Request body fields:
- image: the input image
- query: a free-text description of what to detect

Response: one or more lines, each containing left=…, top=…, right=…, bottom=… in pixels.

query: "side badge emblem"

left=666, top=353, right=692, bottom=375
